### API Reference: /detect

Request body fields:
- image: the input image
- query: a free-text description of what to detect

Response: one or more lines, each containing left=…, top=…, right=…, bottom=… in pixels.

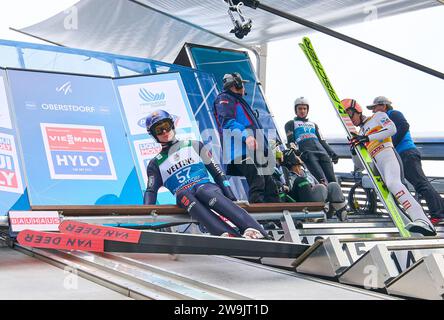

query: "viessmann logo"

left=139, top=88, right=166, bottom=107
left=40, top=123, right=117, bottom=180
left=56, top=82, right=73, bottom=95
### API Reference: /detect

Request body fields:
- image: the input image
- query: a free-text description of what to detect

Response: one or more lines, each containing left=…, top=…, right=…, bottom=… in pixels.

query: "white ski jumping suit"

left=359, top=111, right=430, bottom=225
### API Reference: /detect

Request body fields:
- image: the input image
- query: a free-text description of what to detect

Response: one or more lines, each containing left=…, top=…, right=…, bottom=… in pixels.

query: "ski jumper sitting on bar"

left=143, top=110, right=268, bottom=239
left=282, top=148, right=347, bottom=221
left=269, top=140, right=294, bottom=203
left=341, top=99, right=436, bottom=236
left=285, top=97, right=339, bottom=185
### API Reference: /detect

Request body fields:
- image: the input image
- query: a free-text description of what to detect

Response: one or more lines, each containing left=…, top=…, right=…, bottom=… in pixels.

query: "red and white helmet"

left=341, top=99, right=363, bottom=113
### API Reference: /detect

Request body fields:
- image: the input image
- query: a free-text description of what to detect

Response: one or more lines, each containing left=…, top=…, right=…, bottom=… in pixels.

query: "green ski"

left=299, top=37, right=411, bottom=237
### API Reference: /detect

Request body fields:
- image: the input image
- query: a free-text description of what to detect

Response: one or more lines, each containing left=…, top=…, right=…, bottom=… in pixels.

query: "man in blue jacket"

left=213, top=73, right=279, bottom=203
left=367, top=96, right=444, bottom=224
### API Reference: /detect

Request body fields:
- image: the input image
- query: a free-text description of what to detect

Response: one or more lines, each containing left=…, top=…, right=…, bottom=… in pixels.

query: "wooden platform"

left=31, top=202, right=325, bottom=216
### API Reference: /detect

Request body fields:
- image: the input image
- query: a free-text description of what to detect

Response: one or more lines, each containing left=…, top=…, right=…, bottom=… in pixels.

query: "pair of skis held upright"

left=17, top=220, right=309, bottom=258
left=299, top=37, right=412, bottom=237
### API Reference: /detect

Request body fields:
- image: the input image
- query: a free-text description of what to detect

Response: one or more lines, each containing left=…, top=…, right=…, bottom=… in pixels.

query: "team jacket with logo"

left=144, top=139, right=235, bottom=204
left=213, top=90, right=265, bottom=162
left=284, top=117, right=335, bottom=156
left=287, top=168, right=320, bottom=202
left=360, top=111, right=396, bottom=158
left=386, top=109, right=416, bottom=154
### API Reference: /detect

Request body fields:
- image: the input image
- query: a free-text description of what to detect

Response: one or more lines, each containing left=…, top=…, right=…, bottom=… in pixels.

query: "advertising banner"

left=0, top=76, right=12, bottom=130
left=115, top=73, right=201, bottom=204
left=0, top=132, right=23, bottom=194
left=7, top=69, right=142, bottom=205
left=40, top=123, right=117, bottom=180
left=0, top=69, right=29, bottom=216
left=9, top=211, right=61, bottom=232
left=118, top=78, right=194, bottom=136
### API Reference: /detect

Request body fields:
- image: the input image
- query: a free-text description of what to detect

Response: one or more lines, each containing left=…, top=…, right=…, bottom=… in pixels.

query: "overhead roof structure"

left=16, top=0, right=440, bottom=63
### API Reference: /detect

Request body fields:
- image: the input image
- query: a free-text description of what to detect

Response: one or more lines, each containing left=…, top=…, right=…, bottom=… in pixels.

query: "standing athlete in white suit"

left=341, top=99, right=436, bottom=236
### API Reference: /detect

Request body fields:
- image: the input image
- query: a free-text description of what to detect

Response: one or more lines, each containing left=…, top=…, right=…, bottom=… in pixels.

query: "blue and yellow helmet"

left=145, top=110, right=175, bottom=135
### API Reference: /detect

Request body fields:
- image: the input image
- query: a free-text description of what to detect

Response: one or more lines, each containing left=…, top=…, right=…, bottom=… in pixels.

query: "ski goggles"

left=345, top=109, right=357, bottom=118
left=153, top=120, right=173, bottom=135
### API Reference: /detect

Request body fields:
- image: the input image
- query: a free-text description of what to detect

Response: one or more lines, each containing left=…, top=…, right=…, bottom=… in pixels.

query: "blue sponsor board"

left=7, top=69, right=142, bottom=205
left=0, top=69, right=30, bottom=216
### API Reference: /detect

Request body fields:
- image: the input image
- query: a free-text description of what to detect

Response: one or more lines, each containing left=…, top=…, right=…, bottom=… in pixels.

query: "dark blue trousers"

left=301, top=151, right=336, bottom=184
left=401, top=148, right=444, bottom=217
left=176, top=183, right=267, bottom=237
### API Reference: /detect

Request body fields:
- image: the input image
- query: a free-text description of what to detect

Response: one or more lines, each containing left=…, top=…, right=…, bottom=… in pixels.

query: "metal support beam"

left=254, top=43, right=268, bottom=91
left=339, top=244, right=398, bottom=289
left=386, top=253, right=444, bottom=299
left=281, top=210, right=302, bottom=244
left=294, top=237, right=350, bottom=277
left=238, top=0, right=444, bottom=81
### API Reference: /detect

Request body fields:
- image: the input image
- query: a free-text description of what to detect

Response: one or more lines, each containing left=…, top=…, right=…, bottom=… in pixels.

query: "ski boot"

left=220, top=232, right=237, bottom=238
left=406, top=219, right=437, bottom=236
left=242, top=228, right=265, bottom=240
left=335, top=207, right=348, bottom=222
left=430, top=213, right=444, bottom=226
left=326, top=204, right=348, bottom=222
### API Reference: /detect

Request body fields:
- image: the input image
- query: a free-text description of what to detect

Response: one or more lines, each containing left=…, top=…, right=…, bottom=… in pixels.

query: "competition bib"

left=156, top=141, right=210, bottom=194
left=293, top=120, right=317, bottom=143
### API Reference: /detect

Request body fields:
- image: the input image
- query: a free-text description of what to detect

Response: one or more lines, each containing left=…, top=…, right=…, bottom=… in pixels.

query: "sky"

left=0, top=0, right=79, bottom=42
left=265, top=5, right=444, bottom=176
left=0, top=1, right=443, bottom=176
left=266, top=5, right=444, bottom=139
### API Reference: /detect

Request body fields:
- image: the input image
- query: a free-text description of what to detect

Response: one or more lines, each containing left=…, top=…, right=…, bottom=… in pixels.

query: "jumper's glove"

left=282, top=185, right=290, bottom=193
left=289, top=142, right=297, bottom=150
left=288, top=142, right=302, bottom=156
left=330, top=152, right=339, bottom=164
left=222, top=180, right=238, bottom=202
left=350, top=147, right=357, bottom=156
left=224, top=189, right=238, bottom=202
left=349, top=132, right=369, bottom=148
left=225, top=192, right=237, bottom=202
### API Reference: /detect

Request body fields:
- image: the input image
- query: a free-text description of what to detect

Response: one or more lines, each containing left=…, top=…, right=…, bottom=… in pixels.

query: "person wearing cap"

left=284, top=97, right=339, bottom=185
left=282, top=148, right=347, bottom=220
left=341, top=98, right=436, bottom=236
left=144, top=109, right=268, bottom=239
left=367, top=96, right=444, bottom=224
left=213, top=72, right=279, bottom=203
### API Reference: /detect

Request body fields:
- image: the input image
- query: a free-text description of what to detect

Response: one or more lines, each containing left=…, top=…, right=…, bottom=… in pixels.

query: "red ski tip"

left=17, top=230, right=104, bottom=252
left=59, top=220, right=141, bottom=243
